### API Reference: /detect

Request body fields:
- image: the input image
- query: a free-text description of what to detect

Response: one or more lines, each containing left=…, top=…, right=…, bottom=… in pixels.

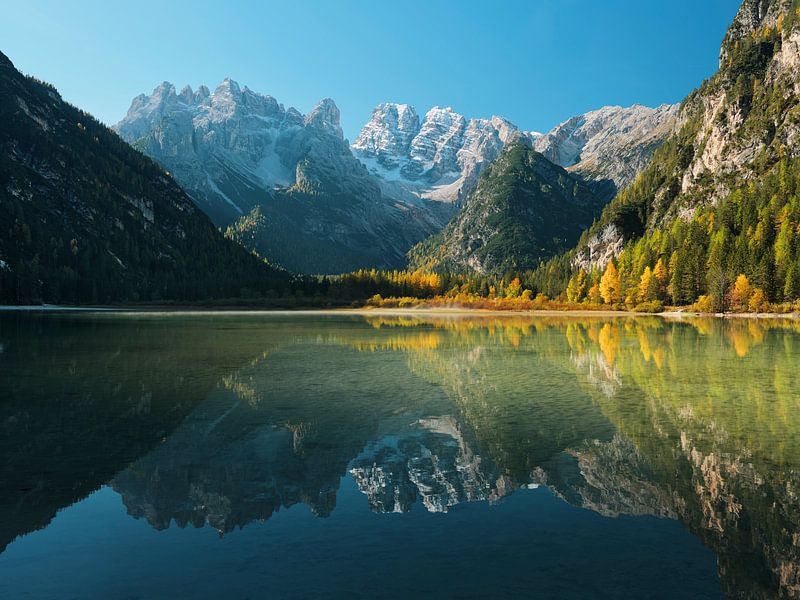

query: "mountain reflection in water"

left=2, top=312, right=800, bottom=598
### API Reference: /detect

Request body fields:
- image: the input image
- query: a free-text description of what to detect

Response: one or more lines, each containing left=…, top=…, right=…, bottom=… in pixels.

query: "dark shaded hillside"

left=0, top=51, right=286, bottom=304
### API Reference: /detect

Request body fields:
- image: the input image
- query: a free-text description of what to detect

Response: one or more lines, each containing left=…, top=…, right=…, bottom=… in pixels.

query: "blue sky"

left=2, top=0, right=740, bottom=139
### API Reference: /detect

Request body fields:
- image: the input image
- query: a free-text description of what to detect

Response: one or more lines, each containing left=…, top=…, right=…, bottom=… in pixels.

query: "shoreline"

left=1, top=304, right=798, bottom=320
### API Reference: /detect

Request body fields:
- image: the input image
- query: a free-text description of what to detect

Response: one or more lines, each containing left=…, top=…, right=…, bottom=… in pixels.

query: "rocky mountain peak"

left=216, top=77, right=241, bottom=95
left=304, top=98, right=343, bottom=138
left=352, top=102, right=528, bottom=204
left=178, top=85, right=194, bottom=103
left=352, top=102, right=420, bottom=158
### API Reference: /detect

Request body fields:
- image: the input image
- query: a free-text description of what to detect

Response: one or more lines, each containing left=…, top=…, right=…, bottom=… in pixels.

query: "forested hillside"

left=535, top=0, right=800, bottom=310
left=0, top=51, right=287, bottom=304
left=407, top=140, right=612, bottom=274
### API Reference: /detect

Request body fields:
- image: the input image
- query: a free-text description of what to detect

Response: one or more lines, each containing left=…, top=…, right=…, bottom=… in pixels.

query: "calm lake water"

left=2, top=311, right=800, bottom=599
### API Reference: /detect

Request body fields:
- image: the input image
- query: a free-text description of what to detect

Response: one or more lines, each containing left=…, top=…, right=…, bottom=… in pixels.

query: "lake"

left=2, top=311, right=800, bottom=599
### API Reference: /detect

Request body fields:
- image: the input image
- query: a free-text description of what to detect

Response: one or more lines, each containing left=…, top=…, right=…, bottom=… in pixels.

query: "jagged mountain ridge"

left=352, top=103, right=531, bottom=204
left=0, top=52, right=282, bottom=304
left=533, top=103, right=679, bottom=191
left=116, top=77, right=679, bottom=275
left=115, top=80, right=366, bottom=225
left=352, top=101, right=677, bottom=205
left=115, top=81, right=445, bottom=274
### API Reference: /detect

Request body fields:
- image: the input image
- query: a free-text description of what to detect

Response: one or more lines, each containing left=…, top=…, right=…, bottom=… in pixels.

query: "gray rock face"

left=116, top=80, right=366, bottom=225
left=534, top=104, right=678, bottom=191
left=675, top=0, right=799, bottom=205
left=352, top=103, right=420, bottom=165
left=353, top=103, right=533, bottom=203
left=115, top=81, right=445, bottom=273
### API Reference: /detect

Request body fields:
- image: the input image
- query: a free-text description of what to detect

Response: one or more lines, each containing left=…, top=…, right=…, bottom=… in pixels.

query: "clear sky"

left=1, top=0, right=740, bottom=140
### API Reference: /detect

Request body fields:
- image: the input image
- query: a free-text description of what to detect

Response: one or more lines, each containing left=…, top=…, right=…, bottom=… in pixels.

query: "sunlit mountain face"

left=2, top=312, right=800, bottom=598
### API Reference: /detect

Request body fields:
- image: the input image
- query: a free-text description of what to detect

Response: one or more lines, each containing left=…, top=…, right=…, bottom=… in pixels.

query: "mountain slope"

left=533, top=103, right=678, bottom=191
left=547, top=0, right=800, bottom=306
left=116, top=83, right=444, bottom=274
left=0, top=51, right=284, bottom=304
left=408, top=140, right=609, bottom=274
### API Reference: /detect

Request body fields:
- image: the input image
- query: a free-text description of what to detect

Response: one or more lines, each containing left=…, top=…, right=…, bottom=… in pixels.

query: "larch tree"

left=600, top=262, right=621, bottom=305
left=731, top=274, right=753, bottom=311
left=638, top=266, right=654, bottom=302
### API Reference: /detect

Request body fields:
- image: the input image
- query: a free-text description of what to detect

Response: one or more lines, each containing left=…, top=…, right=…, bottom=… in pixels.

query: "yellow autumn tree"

left=730, top=274, right=752, bottom=311
left=505, top=277, right=522, bottom=298
left=652, top=258, right=668, bottom=301
left=748, top=287, right=766, bottom=313
left=638, top=266, right=654, bottom=302
left=588, top=283, right=602, bottom=305
left=566, top=269, right=587, bottom=303
left=599, top=262, right=621, bottom=305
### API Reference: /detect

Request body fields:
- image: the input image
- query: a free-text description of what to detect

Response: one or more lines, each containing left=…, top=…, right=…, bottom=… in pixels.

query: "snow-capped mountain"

left=352, top=103, right=537, bottom=203
left=115, top=79, right=371, bottom=225
left=534, top=103, right=678, bottom=191
left=114, top=81, right=445, bottom=273
left=115, top=79, right=678, bottom=274
left=352, top=101, right=676, bottom=206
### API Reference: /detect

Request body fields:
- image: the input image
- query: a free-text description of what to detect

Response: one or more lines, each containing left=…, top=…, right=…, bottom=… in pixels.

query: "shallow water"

left=2, top=312, right=800, bottom=598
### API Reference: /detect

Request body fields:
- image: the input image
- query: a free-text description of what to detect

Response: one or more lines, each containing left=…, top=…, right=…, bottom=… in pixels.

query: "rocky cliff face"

left=115, top=82, right=445, bottom=273
left=116, top=80, right=360, bottom=224
left=534, top=103, right=678, bottom=191
left=572, top=0, right=800, bottom=272
left=119, top=79, right=292, bottom=223
left=352, top=103, right=533, bottom=204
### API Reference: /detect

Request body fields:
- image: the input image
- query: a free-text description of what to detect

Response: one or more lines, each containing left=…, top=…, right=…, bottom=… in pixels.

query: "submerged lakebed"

left=2, top=311, right=799, bottom=598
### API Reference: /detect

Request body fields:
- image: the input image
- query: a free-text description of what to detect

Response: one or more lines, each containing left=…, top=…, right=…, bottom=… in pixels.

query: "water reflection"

left=2, top=313, right=800, bottom=597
